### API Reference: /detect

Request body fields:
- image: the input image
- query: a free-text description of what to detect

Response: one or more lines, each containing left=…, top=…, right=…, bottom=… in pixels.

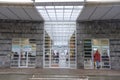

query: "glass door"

left=92, top=39, right=110, bottom=69
left=51, top=49, right=59, bottom=67
left=51, top=48, right=69, bottom=68
left=19, top=51, right=28, bottom=68
left=59, top=49, right=69, bottom=68
left=11, top=38, right=36, bottom=68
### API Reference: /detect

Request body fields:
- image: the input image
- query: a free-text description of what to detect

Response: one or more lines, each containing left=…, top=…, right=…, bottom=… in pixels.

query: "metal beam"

left=0, top=19, right=43, bottom=23
left=35, top=2, right=84, bottom=6
left=0, top=2, right=34, bottom=7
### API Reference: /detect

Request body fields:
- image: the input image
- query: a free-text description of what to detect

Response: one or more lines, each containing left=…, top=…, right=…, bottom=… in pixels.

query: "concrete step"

left=28, top=75, right=89, bottom=80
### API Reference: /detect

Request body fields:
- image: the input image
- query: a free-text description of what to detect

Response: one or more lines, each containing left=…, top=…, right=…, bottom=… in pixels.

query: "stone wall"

left=77, top=20, right=120, bottom=70
left=0, top=20, right=44, bottom=68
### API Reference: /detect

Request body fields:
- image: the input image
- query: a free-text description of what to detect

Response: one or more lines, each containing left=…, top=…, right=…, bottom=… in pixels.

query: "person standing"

left=94, top=50, right=101, bottom=69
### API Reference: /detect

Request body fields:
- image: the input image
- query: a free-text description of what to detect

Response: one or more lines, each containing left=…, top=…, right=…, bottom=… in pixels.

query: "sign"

left=12, top=45, right=20, bottom=52
left=22, top=45, right=32, bottom=51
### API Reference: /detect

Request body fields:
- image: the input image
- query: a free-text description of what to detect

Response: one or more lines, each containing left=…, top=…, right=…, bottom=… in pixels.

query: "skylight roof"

left=36, top=6, right=83, bottom=21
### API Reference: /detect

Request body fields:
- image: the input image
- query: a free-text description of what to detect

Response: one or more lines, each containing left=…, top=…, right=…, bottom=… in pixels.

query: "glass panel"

left=51, top=17, right=56, bottom=20
left=72, top=9, right=81, bottom=13
left=101, top=39, right=109, bottom=46
left=44, top=16, right=50, bottom=21
left=64, top=10, right=72, bottom=13
left=57, top=17, right=63, bottom=20
left=64, top=13, right=71, bottom=16
left=64, top=17, right=70, bottom=20
left=36, top=6, right=44, bottom=9
left=46, top=6, right=54, bottom=9
left=38, top=10, right=46, bottom=14
left=57, top=13, right=63, bottom=17
left=49, top=13, right=55, bottom=16
left=65, top=6, right=73, bottom=9
left=92, top=39, right=100, bottom=46
left=74, top=6, right=84, bottom=9
left=55, top=6, right=64, bottom=9
left=56, top=10, right=63, bottom=13
left=47, top=10, right=55, bottom=13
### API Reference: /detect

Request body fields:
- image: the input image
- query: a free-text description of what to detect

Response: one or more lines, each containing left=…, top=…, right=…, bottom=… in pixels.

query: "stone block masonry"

left=77, top=20, right=120, bottom=70
left=0, top=20, right=44, bottom=68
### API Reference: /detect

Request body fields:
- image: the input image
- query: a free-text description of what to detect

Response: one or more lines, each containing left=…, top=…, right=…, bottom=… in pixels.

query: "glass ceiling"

left=36, top=6, right=83, bottom=21
left=45, top=22, right=75, bottom=46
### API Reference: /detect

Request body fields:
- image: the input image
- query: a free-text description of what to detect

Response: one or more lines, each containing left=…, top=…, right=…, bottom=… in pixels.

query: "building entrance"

left=50, top=47, right=69, bottom=68
left=44, top=22, right=76, bottom=68
left=19, top=51, right=28, bottom=67
left=11, top=38, right=36, bottom=68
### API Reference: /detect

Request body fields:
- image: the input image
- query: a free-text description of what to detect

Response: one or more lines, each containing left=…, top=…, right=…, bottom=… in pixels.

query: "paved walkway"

left=0, top=68, right=120, bottom=76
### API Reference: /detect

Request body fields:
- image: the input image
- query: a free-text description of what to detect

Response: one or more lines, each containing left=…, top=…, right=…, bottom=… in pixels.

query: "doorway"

left=11, top=38, right=36, bottom=68
left=19, top=51, right=28, bottom=67
left=50, top=47, right=69, bottom=68
left=44, top=22, right=76, bottom=68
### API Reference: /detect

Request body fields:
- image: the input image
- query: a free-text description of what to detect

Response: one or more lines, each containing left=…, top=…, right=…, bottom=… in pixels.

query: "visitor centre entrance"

left=44, top=22, right=76, bottom=68
left=36, top=5, right=83, bottom=68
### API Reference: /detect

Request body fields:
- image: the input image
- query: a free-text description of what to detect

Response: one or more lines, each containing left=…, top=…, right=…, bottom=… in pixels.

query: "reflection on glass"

left=11, top=38, right=36, bottom=68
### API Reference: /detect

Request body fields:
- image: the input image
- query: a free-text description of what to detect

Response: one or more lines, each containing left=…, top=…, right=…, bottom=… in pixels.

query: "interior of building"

left=0, top=0, right=120, bottom=80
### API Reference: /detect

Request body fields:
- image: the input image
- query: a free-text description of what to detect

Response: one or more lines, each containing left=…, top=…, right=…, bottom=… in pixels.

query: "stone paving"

left=0, top=68, right=119, bottom=76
